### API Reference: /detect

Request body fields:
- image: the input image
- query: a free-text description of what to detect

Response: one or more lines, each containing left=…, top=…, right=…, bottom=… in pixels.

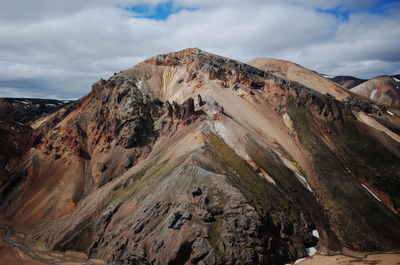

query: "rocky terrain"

left=0, top=48, right=400, bottom=265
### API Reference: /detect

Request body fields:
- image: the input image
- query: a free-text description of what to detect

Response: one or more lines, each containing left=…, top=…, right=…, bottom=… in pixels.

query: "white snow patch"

left=387, top=110, right=395, bottom=116
left=306, top=247, right=317, bottom=256
left=136, top=80, right=143, bottom=90
left=17, top=122, right=24, bottom=126
left=361, top=184, right=381, bottom=202
left=45, top=103, right=56, bottom=107
left=345, top=166, right=352, bottom=174
left=312, top=229, right=320, bottom=238
left=10, top=126, right=14, bottom=130
left=370, top=88, right=377, bottom=99
left=322, top=74, right=334, bottom=79
left=294, top=258, right=306, bottom=264
left=213, top=122, right=230, bottom=142
left=272, top=149, right=282, bottom=157
left=295, top=172, right=314, bottom=193
left=211, top=121, right=250, bottom=160
left=14, top=100, right=30, bottom=105
left=393, top=77, right=400, bottom=82
left=258, top=172, right=277, bottom=186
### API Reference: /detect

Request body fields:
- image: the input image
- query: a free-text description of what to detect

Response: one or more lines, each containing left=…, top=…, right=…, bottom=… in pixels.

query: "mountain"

left=1, top=48, right=400, bottom=265
left=328, top=76, right=366, bottom=89
left=325, top=74, right=400, bottom=107
left=0, top=98, right=74, bottom=206
left=246, top=58, right=351, bottom=100
left=350, top=76, right=400, bottom=107
left=0, top=98, right=73, bottom=124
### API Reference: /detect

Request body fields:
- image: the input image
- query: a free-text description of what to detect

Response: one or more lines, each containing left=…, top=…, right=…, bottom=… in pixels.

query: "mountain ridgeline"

left=0, top=48, right=400, bottom=265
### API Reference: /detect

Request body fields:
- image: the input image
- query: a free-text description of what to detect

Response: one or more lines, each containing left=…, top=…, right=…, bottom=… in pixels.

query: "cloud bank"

left=0, top=0, right=399, bottom=99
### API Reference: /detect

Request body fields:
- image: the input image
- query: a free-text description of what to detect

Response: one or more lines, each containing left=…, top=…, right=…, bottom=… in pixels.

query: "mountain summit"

left=1, top=48, right=400, bottom=265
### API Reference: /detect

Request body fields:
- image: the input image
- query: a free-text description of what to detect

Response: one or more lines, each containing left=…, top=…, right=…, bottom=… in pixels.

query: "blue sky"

left=0, top=0, right=399, bottom=99
left=125, top=1, right=196, bottom=20
left=316, top=0, right=399, bottom=21
left=124, top=0, right=400, bottom=22
left=124, top=0, right=400, bottom=20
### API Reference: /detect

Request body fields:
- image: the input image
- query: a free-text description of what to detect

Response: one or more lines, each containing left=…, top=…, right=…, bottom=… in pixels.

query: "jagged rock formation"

left=1, top=48, right=400, bottom=265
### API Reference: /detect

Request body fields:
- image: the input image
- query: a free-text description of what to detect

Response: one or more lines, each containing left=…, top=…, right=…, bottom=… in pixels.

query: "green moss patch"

left=287, top=96, right=400, bottom=250
left=208, top=216, right=223, bottom=257
left=204, top=133, right=286, bottom=211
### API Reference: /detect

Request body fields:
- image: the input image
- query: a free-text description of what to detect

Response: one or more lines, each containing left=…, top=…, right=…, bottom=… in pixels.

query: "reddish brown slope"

left=351, top=76, right=400, bottom=107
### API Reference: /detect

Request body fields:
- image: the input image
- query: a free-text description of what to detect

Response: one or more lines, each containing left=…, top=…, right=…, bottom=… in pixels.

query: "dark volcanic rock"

left=201, top=212, right=215, bottom=222
left=123, top=158, right=133, bottom=169
left=108, top=255, right=150, bottom=265
left=198, top=94, right=205, bottom=106
left=168, top=208, right=192, bottom=229
left=180, top=97, right=195, bottom=121
left=192, top=187, right=202, bottom=197
left=98, top=162, right=107, bottom=173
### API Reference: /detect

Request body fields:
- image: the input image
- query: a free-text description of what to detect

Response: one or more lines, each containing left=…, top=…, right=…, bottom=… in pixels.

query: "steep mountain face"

left=1, top=48, right=400, bottom=265
left=350, top=76, right=400, bottom=107
left=0, top=120, right=33, bottom=202
left=328, top=76, right=366, bottom=89
left=0, top=98, right=73, bottom=124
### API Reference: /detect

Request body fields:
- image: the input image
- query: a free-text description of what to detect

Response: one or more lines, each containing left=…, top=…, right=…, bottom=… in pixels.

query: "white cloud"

left=0, top=0, right=399, bottom=98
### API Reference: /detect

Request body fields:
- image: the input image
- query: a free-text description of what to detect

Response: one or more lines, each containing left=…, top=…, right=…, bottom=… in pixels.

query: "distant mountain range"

left=0, top=98, right=74, bottom=124
left=326, top=74, right=400, bottom=107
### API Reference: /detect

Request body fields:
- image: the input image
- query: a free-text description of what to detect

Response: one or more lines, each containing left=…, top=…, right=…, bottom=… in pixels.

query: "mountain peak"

left=1, top=49, right=400, bottom=265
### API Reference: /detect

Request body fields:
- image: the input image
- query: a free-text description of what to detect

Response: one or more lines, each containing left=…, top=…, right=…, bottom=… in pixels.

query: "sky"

left=0, top=0, right=399, bottom=99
